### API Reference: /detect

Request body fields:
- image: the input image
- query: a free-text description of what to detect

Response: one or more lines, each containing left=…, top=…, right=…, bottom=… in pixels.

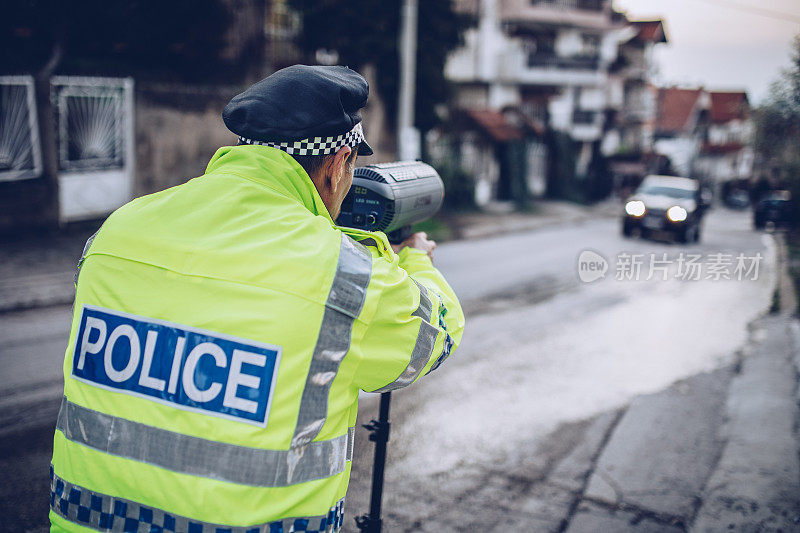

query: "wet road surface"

left=347, top=208, right=776, bottom=531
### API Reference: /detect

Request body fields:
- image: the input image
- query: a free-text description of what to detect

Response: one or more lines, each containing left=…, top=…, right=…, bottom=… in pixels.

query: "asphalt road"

left=0, top=207, right=776, bottom=532
left=347, top=208, right=776, bottom=531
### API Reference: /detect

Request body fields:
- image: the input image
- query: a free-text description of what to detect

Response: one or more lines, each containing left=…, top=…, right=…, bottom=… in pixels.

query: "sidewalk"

left=563, top=237, right=800, bottom=532
left=0, top=200, right=618, bottom=313
left=444, top=199, right=619, bottom=241
left=563, top=313, right=800, bottom=532
left=0, top=226, right=99, bottom=313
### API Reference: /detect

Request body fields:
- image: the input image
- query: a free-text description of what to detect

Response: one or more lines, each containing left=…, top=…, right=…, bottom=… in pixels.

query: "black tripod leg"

left=355, top=391, right=392, bottom=533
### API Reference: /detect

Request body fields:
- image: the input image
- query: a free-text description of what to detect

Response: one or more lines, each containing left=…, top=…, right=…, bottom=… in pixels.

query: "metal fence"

left=52, top=77, right=130, bottom=172
left=0, top=76, right=42, bottom=182
left=572, top=109, right=597, bottom=125
left=528, top=54, right=600, bottom=71
left=531, top=0, right=605, bottom=11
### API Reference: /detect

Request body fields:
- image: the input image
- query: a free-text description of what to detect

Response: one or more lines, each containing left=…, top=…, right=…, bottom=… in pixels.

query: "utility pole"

left=397, top=0, right=420, bottom=161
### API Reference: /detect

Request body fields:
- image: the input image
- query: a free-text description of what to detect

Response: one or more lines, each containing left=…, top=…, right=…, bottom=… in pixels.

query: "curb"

left=455, top=201, right=620, bottom=242
left=0, top=273, right=76, bottom=313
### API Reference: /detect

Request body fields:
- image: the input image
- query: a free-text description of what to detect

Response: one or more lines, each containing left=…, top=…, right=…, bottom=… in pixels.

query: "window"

left=581, top=34, right=600, bottom=57
left=54, top=83, right=126, bottom=171
left=572, top=110, right=596, bottom=125
left=525, top=33, right=556, bottom=67
left=577, top=0, right=604, bottom=11
left=0, top=76, right=42, bottom=182
left=530, top=0, right=605, bottom=11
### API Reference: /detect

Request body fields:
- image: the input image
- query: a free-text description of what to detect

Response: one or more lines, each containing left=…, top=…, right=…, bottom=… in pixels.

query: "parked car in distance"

left=725, top=189, right=750, bottom=210
left=622, top=175, right=705, bottom=243
left=753, top=191, right=792, bottom=230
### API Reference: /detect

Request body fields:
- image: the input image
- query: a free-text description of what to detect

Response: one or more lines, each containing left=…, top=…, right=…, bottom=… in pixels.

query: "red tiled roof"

left=709, top=91, right=749, bottom=123
left=465, top=109, right=524, bottom=142
left=631, top=20, right=667, bottom=43
left=702, top=142, right=744, bottom=155
left=657, top=88, right=704, bottom=134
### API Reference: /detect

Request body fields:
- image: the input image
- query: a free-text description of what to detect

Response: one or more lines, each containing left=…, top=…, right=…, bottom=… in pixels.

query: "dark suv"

left=753, top=191, right=792, bottom=230
left=622, top=175, right=705, bottom=243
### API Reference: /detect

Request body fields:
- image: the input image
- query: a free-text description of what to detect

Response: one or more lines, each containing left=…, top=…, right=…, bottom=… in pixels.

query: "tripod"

left=354, top=391, right=392, bottom=533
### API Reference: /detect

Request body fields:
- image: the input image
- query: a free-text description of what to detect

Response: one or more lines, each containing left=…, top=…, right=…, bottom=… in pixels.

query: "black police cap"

left=223, top=65, right=373, bottom=156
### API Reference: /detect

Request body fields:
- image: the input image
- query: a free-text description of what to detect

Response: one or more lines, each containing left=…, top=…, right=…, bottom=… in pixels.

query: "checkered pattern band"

left=429, top=301, right=454, bottom=373
left=240, top=123, right=364, bottom=156
left=50, top=466, right=345, bottom=532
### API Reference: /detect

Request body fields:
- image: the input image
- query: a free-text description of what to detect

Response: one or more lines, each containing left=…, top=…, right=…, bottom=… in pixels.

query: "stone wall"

left=358, top=64, right=397, bottom=164
left=134, top=70, right=398, bottom=196
left=134, top=84, right=241, bottom=196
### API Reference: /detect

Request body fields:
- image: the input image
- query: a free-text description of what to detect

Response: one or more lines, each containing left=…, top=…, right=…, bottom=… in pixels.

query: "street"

left=348, top=207, right=788, bottom=531
left=0, top=207, right=792, bottom=532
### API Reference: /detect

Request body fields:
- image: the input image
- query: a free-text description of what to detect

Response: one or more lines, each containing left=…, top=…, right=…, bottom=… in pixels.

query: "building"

left=694, top=91, right=754, bottom=198
left=604, top=20, right=666, bottom=155
left=0, top=1, right=297, bottom=234
left=652, top=86, right=711, bottom=178
left=603, top=19, right=667, bottom=196
left=442, top=0, right=659, bottom=205
left=650, top=87, right=754, bottom=200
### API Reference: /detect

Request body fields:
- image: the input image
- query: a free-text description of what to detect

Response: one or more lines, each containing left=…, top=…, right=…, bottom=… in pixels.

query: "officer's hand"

left=391, top=232, right=436, bottom=261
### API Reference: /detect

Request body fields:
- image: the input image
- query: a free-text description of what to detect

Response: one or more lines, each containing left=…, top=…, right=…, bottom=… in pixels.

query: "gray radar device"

left=337, top=161, right=444, bottom=242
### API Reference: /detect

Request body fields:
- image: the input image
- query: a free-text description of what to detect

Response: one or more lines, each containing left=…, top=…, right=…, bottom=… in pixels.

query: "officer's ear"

left=326, top=145, right=352, bottom=194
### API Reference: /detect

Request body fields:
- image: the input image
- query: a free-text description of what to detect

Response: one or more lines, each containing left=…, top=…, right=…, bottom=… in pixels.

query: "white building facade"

left=694, top=91, right=754, bottom=197
left=445, top=0, right=649, bottom=203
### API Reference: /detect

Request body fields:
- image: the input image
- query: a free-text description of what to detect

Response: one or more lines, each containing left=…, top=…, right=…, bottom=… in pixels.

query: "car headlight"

left=667, top=205, right=688, bottom=222
left=625, top=200, right=646, bottom=217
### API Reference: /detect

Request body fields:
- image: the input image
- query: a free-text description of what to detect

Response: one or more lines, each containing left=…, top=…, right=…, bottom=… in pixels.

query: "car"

left=753, top=190, right=792, bottom=229
left=725, top=189, right=750, bottom=210
left=622, top=175, right=705, bottom=243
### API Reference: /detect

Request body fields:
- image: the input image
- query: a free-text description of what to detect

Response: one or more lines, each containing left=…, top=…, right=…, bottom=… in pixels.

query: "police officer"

left=50, top=65, right=464, bottom=532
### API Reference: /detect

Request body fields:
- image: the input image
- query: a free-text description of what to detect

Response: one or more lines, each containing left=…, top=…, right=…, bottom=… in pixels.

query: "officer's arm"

left=354, top=246, right=465, bottom=392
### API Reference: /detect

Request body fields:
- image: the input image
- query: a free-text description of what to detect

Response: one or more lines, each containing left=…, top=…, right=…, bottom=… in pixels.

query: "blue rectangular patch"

left=72, top=305, right=281, bottom=426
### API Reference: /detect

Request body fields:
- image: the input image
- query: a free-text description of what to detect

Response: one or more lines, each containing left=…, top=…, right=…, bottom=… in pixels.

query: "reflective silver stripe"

left=292, top=234, right=372, bottom=448
left=372, top=320, right=438, bottom=393
left=56, top=398, right=352, bottom=487
left=74, top=230, right=99, bottom=284
left=346, top=426, right=356, bottom=462
left=372, top=279, right=438, bottom=393
left=50, top=468, right=345, bottom=532
left=411, top=279, right=433, bottom=321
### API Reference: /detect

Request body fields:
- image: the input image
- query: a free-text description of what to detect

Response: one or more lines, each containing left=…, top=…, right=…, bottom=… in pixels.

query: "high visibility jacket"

left=50, top=145, right=464, bottom=532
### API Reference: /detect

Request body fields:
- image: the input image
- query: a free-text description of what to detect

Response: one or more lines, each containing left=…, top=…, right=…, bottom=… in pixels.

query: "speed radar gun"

left=336, top=161, right=444, bottom=533
left=337, top=160, right=445, bottom=244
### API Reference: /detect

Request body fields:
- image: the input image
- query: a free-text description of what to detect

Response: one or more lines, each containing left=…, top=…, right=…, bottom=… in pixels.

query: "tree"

left=754, top=35, right=800, bottom=222
left=288, top=0, right=474, bottom=137
left=0, top=0, right=234, bottom=82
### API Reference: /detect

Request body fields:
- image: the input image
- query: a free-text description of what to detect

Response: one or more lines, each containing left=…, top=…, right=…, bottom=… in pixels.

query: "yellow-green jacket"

left=50, top=145, right=465, bottom=532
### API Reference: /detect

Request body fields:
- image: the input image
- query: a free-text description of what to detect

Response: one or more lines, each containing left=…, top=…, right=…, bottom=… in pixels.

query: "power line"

left=692, top=0, right=800, bottom=24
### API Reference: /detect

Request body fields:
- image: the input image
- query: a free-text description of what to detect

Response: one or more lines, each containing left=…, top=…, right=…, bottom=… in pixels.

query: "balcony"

left=500, top=0, right=612, bottom=29
left=530, top=0, right=604, bottom=10
left=500, top=49, right=606, bottom=86
left=528, top=53, right=600, bottom=70
left=572, top=109, right=597, bottom=125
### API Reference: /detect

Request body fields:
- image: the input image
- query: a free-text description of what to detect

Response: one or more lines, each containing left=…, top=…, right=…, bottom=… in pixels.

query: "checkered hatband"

left=240, top=123, right=365, bottom=156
